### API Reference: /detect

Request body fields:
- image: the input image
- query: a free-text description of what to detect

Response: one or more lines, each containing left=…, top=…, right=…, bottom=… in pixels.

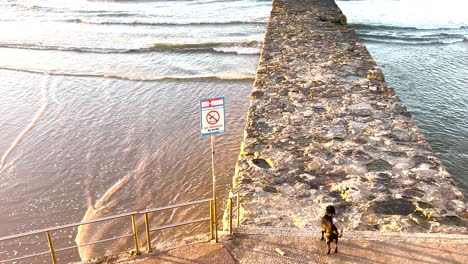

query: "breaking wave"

left=62, top=18, right=267, bottom=27
left=0, top=77, right=51, bottom=173
left=151, top=41, right=261, bottom=54
left=349, top=23, right=468, bottom=45
left=0, top=43, right=148, bottom=54
left=360, top=38, right=467, bottom=46
left=0, top=67, right=255, bottom=82
left=358, top=34, right=467, bottom=45
left=349, top=23, right=468, bottom=31
left=0, top=41, right=262, bottom=55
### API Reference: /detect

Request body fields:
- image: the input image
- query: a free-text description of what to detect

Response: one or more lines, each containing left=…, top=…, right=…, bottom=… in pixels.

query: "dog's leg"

left=334, top=238, right=338, bottom=253
left=321, top=230, right=324, bottom=240
left=326, top=239, right=331, bottom=254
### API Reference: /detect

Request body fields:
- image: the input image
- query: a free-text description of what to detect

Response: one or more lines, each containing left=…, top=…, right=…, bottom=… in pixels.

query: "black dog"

left=320, top=205, right=343, bottom=254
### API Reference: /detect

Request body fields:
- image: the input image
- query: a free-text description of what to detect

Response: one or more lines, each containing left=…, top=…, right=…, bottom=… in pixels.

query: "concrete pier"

left=228, top=0, right=467, bottom=233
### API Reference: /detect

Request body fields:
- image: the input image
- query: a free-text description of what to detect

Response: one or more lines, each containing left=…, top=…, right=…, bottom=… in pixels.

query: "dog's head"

left=325, top=205, right=336, bottom=216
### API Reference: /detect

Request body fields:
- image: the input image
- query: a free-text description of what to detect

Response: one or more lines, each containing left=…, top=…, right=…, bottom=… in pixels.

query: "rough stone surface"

left=225, top=0, right=467, bottom=233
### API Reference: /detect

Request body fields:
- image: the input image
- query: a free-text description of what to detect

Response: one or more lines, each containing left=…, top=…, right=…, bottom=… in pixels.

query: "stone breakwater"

left=227, top=0, right=467, bottom=233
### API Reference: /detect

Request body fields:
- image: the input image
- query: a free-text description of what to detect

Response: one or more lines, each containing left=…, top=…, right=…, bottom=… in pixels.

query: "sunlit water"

left=1, top=0, right=467, bottom=262
left=337, top=0, right=468, bottom=196
left=0, top=0, right=270, bottom=262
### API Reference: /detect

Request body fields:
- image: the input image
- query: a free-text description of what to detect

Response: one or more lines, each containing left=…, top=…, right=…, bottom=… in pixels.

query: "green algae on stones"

left=366, top=159, right=393, bottom=171
left=313, top=107, right=326, bottom=114
left=409, top=211, right=429, bottom=224
left=437, top=216, right=465, bottom=227
left=262, top=185, right=278, bottom=193
left=373, top=199, right=415, bottom=215
left=352, top=137, right=368, bottom=144
left=252, top=158, right=273, bottom=169
left=241, top=178, right=253, bottom=185
left=403, top=188, right=425, bottom=198
left=344, top=75, right=363, bottom=82
left=295, top=137, right=314, bottom=144
left=417, top=201, right=436, bottom=209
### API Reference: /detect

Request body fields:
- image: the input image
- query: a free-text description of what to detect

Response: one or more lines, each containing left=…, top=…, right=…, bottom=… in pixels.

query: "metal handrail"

left=0, top=211, right=139, bottom=242
left=58, top=234, right=135, bottom=252
left=149, top=217, right=211, bottom=232
left=0, top=251, right=51, bottom=264
left=227, top=191, right=241, bottom=235
left=0, top=198, right=214, bottom=264
left=141, top=198, right=212, bottom=214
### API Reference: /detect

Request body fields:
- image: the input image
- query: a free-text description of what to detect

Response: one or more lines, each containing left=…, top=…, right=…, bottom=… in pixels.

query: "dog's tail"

left=332, top=229, right=343, bottom=237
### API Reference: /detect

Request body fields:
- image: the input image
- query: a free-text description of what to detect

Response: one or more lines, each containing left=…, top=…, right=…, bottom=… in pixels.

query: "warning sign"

left=200, top=97, right=225, bottom=136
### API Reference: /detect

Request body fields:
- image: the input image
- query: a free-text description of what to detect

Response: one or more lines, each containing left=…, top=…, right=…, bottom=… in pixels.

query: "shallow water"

left=337, top=0, right=468, bottom=195
left=1, top=0, right=467, bottom=262
left=0, top=0, right=270, bottom=262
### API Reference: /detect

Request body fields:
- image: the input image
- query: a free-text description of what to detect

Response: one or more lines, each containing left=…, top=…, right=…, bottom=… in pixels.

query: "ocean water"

left=0, top=0, right=271, bottom=262
left=336, top=0, right=468, bottom=196
left=0, top=0, right=467, bottom=262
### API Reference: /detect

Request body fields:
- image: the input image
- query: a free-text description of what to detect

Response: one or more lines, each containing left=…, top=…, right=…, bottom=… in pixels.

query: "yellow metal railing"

left=227, top=191, right=240, bottom=235
left=0, top=198, right=216, bottom=264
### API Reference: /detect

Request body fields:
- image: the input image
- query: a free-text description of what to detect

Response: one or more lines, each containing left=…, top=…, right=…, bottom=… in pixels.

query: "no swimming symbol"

left=206, top=110, right=220, bottom=124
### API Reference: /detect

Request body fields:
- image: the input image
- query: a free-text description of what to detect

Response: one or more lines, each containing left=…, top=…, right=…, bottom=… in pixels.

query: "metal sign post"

left=200, top=97, right=226, bottom=243
left=210, top=134, right=217, bottom=242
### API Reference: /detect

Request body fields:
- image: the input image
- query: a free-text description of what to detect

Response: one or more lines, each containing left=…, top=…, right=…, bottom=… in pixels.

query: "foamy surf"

left=0, top=1, right=263, bottom=262
left=75, top=152, right=152, bottom=260
left=0, top=42, right=262, bottom=55
left=337, top=0, right=468, bottom=30
left=75, top=175, right=132, bottom=260
left=0, top=67, right=255, bottom=82
left=0, top=76, right=50, bottom=173
left=63, top=19, right=267, bottom=27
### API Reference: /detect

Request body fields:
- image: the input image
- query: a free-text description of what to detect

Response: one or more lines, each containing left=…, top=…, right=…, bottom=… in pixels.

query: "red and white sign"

left=200, top=97, right=225, bottom=136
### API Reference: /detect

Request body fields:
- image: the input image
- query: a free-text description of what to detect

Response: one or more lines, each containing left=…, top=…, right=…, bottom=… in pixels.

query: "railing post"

left=213, top=200, right=218, bottom=242
left=236, top=193, right=240, bottom=227
left=209, top=200, right=214, bottom=239
left=228, top=196, right=233, bottom=235
left=209, top=200, right=218, bottom=242
left=45, top=231, right=57, bottom=264
left=131, top=214, right=140, bottom=255
left=144, top=213, right=152, bottom=253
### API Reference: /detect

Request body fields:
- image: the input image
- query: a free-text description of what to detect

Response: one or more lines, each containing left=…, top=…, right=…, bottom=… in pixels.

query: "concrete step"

left=223, top=227, right=468, bottom=264
left=234, top=226, right=468, bottom=242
